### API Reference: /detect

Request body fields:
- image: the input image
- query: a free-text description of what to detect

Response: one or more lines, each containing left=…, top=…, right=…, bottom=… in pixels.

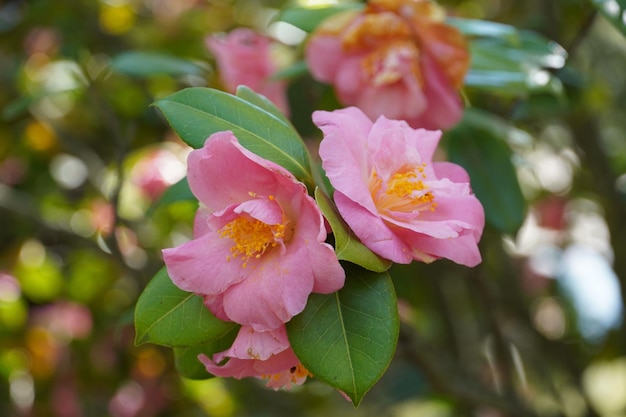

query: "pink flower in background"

left=305, top=0, right=469, bottom=130
left=162, top=132, right=345, bottom=331
left=200, top=325, right=311, bottom=390
left=207, top=28, right=290, bottom=115
left=130, top=146, right=187, bottom=201
left=315, top=107, right=484, bottom=267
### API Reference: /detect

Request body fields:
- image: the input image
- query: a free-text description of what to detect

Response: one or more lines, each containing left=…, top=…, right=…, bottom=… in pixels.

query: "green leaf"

left=315, top=188, right=391, bottom=273
left=174, top=326, right=239, bottom=380
left=446, top=109, right=527, bottom=234
left=110, top=51, right=207, bottom=77
left=460, top=24, right=567, bottom=96
left=153, top=87, right=314, bottom=190
left=235, top=86, right=291, bottom=127
left=134, top=267, right=237, bottom=347
left=271, top=60, right=309, bottom=81
left=447, top=17, right=518, bottom=39
left=147, top=177, right=195, bottom=216
left=592, top=0, right=626, bottom=38
left=275, top=3, right=364, bottom=33
left=287, top=266, right=399, bottom=406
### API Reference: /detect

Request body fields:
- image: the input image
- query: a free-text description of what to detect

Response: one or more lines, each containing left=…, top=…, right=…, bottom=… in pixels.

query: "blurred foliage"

left=1, top=0, right=626, bottom=417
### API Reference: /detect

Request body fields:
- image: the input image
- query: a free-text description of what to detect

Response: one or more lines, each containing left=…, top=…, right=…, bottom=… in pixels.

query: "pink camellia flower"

left=306, top=0, right=469, bottom=130
left=162, top=132, right=345, bottom=331
left=207, top=28, right=290, bottom=115
left=315, top=107, right=484, bottom=266
left=200, top=325, right=311, bottom=390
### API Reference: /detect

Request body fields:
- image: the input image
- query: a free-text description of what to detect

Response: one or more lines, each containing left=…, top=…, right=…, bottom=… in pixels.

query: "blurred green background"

left=1, top=0, right=626, bottom=416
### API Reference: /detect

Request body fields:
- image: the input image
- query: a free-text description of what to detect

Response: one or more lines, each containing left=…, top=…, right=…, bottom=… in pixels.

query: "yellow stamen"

left=218, top=217, right=285, bottom=267
left=371, top=164, right=437, bottom=212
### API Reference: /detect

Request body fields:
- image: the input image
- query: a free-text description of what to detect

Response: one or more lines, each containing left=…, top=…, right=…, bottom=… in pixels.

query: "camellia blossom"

left=305, top=0, right=469, bottom=130
left=162, top=132, right=345, bottom=331
left=207, top=28, right=290, bottom=115
left=315, top=107, right=484, bottom=267
left=200, top=325, right=311, bottom=390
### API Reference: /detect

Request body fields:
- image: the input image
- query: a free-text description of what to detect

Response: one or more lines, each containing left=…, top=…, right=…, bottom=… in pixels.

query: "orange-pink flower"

left=306, top=0, right=469, bottom=130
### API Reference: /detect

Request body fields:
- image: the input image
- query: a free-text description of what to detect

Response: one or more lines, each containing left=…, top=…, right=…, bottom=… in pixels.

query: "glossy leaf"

left=275, top=3, right=364, bottom=33
left=464, top=27, right=566, bottom=96
left=153, top=87, right=314, bottom=189
left=174, top=326, right=239, bottom=380
left=315, top=188, right=391, bottom=273
left=287, top=266, right=399, bottom=406
left=592, top=0, right=626, bottom=37
left=446, top=109, right=527, bottom=234
left=111, top=51, right=207, bottom=77
left=447, top=17, right=517, bottom=39
left=235, top=85, right=291, bottom=127
left=134, top=267, right=237, bottom=347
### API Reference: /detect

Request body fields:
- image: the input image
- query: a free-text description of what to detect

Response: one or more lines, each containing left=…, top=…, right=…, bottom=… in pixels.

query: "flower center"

left=263, top=364, right=313, bottom=385
left=219, top=217, right=286, bottom=267
left=370, top=164, right=437, bottom=213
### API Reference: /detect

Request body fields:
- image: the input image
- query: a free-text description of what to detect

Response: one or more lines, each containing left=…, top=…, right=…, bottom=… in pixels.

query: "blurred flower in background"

left=306, top=0, right=469, bottom=130
left=207, top=28, right=291, bottom=115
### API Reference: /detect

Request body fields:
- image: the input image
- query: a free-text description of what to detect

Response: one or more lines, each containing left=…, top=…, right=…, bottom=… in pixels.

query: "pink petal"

left=405, top=232, right=483, bottom=267
left=199, top=345, right=300, bottom=379
left=306, top=35, right=345, bottom=83
left=188, top=133, right=303, bottom=214
left=234, top=198, right=285, bottom=225
left=433, top=161, right=471, bottom=183
left=404, top=53, right=464, bottom=130
left=220, top=244, right=316, bottom=331
left=192, top=207, right=212, bottom=237
left=334, top=191, right=413, bottom=264
left=162, top=233, right=249, bottom=296
left=356, top=77, right=427, bottom=121
left=368, top=117, right=442, bottom=177
left=215, top=325, right=290, bottom=362
left=315, top=108, right=377, bottom=211
left=291, top=195, right=346, bottom=293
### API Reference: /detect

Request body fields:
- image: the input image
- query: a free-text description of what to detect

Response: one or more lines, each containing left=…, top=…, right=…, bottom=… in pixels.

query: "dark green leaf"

left=110, top=51, right=207, bottom=77
left=315, top=188, right=391, bottom=273
left=446, top=109, right=527, bottom=234
left=235, top=85, right=291, bottom=127
left=288, top=266, right=399, bottom=406
left=275, top=3, right=364, bottom=33
left=134, top=267, right=237, bottom=347
left=153, top=87, right=314, bottom=190
left=174, top=326, right=239, bottom=380
left=592, top=0, right=626, bottom=38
